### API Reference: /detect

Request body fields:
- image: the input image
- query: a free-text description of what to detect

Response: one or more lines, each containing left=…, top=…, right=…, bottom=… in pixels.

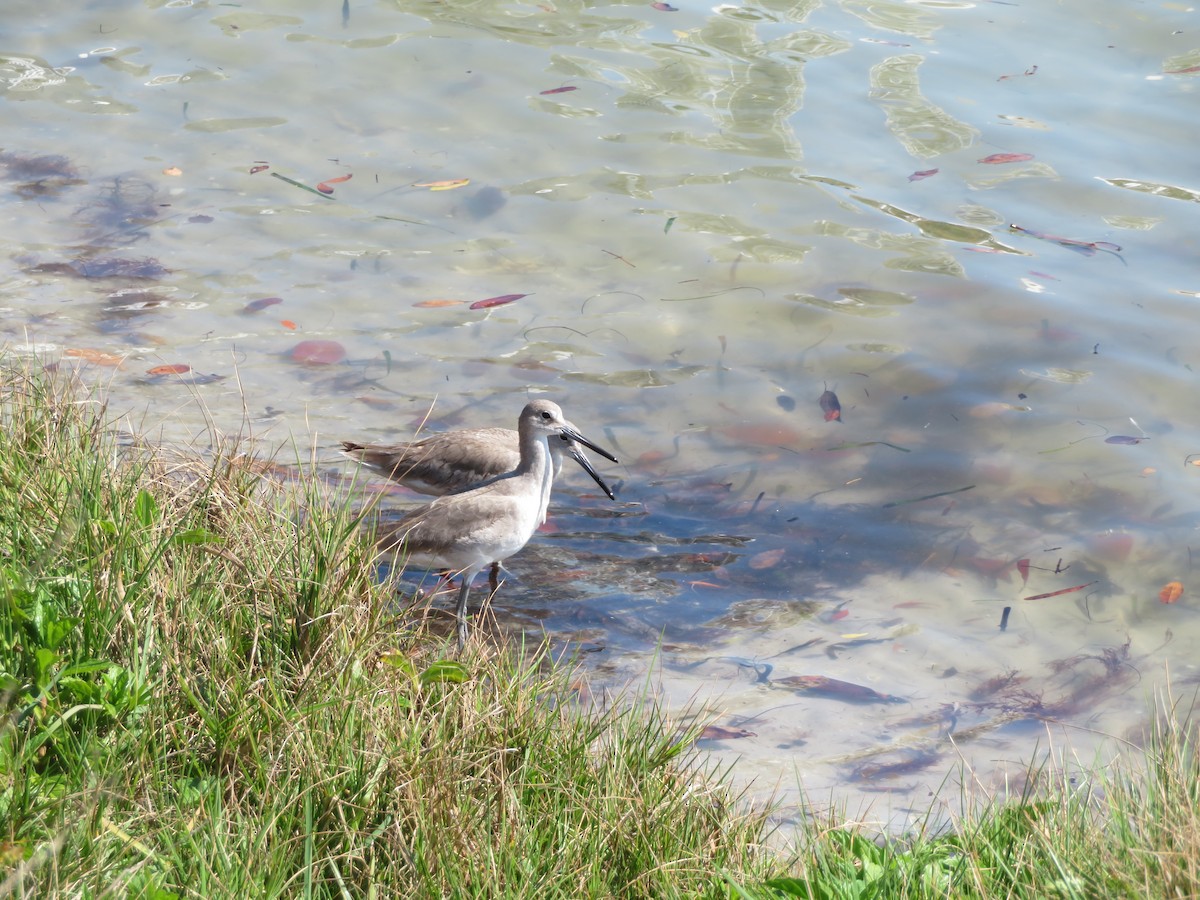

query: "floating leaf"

left=413, top=299, right=467, bottom=308
left=651, top=2, right=678, bottom=9
left=664, top=215, right=676, bottom=234
left=243, top=296, right=283, bottom=313
left=882, top=484, right=975, bottom=509
left=748, top=548, right=785, bottom=570
left=281, top=319, right=297, bottom=330
left=1016, top=558, right=1031, bottom=587
left=776, top=674, right=905, bottom=704
left=288, top=340, right=346, bottom=365
left=908, top=168, right=938, bottom=181
left=539, top=86, right=578, bottom=95
left=146, top=364, right=191, bottom=375
left=317, top=173, right=353, bottom=194
left=65, top=348, right=125, bottom=366
left=415, top=178, right=470, bottom=191
left=188, top=214, right=213, bottom=224
left=250, top=164, right=270, bottom=174
left=162, top=166, right=182, bottom=176
left=825, top=440, right=911, bottom=453
left=1160, top=581, right=1184, bottom=604
left=979, top=153, right=1034, bottom=164
left=819, top=389, right=842, bottom=422
left=997, top=65, right=1038, bottom=80
left=699, top=725, right=756, bottom=740
left=1024, top=581, right=1097, bottom=601
left=470, top=293, right=527, bottom=310
left=1105, top=435, right=1147, bottom=445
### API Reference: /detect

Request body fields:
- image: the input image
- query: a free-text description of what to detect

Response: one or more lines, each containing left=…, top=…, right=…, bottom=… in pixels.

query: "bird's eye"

left=540, top=411, right=552, bottom=420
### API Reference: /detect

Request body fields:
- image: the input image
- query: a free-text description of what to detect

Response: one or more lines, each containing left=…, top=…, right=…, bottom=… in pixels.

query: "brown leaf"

left=65, top=348, right=124, bottom=366
left=699, top=725, right=756, bottom=740
left=748, top=548, right=785, bottom=570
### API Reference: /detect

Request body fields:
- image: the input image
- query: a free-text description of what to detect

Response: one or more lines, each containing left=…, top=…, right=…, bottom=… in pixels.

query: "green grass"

left=3, top=360, right=1200, bottom=899
left=0, top=362, right=771, bottom=897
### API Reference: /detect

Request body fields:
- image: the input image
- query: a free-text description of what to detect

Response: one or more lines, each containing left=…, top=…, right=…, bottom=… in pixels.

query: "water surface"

left=3, top=0, right=1200, bottom=832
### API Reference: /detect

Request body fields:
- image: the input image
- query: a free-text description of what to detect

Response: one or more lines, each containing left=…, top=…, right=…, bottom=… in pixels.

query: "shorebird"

left=376, top=400, right=615, bottom=647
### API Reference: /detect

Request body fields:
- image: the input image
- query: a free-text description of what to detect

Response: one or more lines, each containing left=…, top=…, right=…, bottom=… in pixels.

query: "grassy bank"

left=1, top=362, right=1199, bottom=898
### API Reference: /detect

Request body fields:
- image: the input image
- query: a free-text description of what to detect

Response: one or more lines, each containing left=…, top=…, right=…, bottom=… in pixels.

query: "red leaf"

left=979, top=153, right=1034, bottom=164
left=1016, top=558, right=1031, bottom=587
left=288, top=340, right=346, bottom=366
left=243, top=297, right=283, bottom=313
left=819, top=389, right=842, bottom=422
left=316, top=173, right=352, bottom=194
left=470, top=293, right=527, bottom=310
left=1024, top=581, right=1097, bottom=601
left=651, top=1, right=678, bottom=9
left=147, top=364, right=191, bottom=375
left=249, top=164, right=270, bottom=174
left=908, top=169, right=939, bottom=182
left=539, top=86, right=578, bottom=95
left=1160, top=581, right=1184, bottom=604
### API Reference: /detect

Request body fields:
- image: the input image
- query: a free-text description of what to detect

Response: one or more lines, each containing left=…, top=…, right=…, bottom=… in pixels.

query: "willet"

left=378, top=400, right=615, bottom=647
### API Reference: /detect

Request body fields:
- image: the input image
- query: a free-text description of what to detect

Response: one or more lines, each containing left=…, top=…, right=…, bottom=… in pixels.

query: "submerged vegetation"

left=1, top=360, right=1199, bottom=898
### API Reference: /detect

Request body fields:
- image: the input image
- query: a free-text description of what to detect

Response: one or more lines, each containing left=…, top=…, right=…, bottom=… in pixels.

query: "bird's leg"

left=455, top=577, right=473, bottom=650
left=489, top=561, right=500, bottom=593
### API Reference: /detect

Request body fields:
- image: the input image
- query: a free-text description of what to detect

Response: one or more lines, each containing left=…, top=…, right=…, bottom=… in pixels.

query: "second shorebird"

left=377, top=400, right=616, bottom=647
left=341, top=426, right=615, bottom=500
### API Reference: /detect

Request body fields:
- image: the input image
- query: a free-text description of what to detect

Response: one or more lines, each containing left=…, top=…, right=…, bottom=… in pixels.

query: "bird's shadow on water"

left=471, top=485, right=955, bottom=653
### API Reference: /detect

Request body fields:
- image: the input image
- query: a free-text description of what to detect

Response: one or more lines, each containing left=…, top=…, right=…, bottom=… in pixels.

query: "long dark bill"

left=563, top=439, right=616, bottom=500
left=559, top=425, right=618, bottom=463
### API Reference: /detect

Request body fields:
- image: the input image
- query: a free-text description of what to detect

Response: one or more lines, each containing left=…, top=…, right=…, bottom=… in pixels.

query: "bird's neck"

left=517, top=430, right=555, bottom=525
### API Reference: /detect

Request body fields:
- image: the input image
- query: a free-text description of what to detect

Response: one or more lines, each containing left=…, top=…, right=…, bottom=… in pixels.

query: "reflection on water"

left=3, top=0, right=1200, bottom=832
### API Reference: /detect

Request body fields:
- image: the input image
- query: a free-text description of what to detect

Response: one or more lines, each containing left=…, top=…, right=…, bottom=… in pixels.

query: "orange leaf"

left=415, top=178, right=470, bottom=191
left=316, top=173, right=353, bottom=194
left=413, top=299, right=466, bottom=308
left=65, top=348, right=124, bottom=366
left=162, top=166, right=183, bottom=176
left=1160, top=581, right=1184, bottom=604
left=281, top=319, right=297, bottom=330
left=748, top=548, right=785, bottom=570
left=147, top=364, right=191, bottom=375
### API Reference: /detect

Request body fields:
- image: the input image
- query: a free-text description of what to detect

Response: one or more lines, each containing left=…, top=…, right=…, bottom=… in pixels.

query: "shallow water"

left=3, top=0, right=1200, bottom=832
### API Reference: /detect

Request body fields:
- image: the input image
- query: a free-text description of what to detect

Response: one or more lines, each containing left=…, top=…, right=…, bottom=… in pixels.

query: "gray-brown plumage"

left=341, top=426, right=615, bottom=499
